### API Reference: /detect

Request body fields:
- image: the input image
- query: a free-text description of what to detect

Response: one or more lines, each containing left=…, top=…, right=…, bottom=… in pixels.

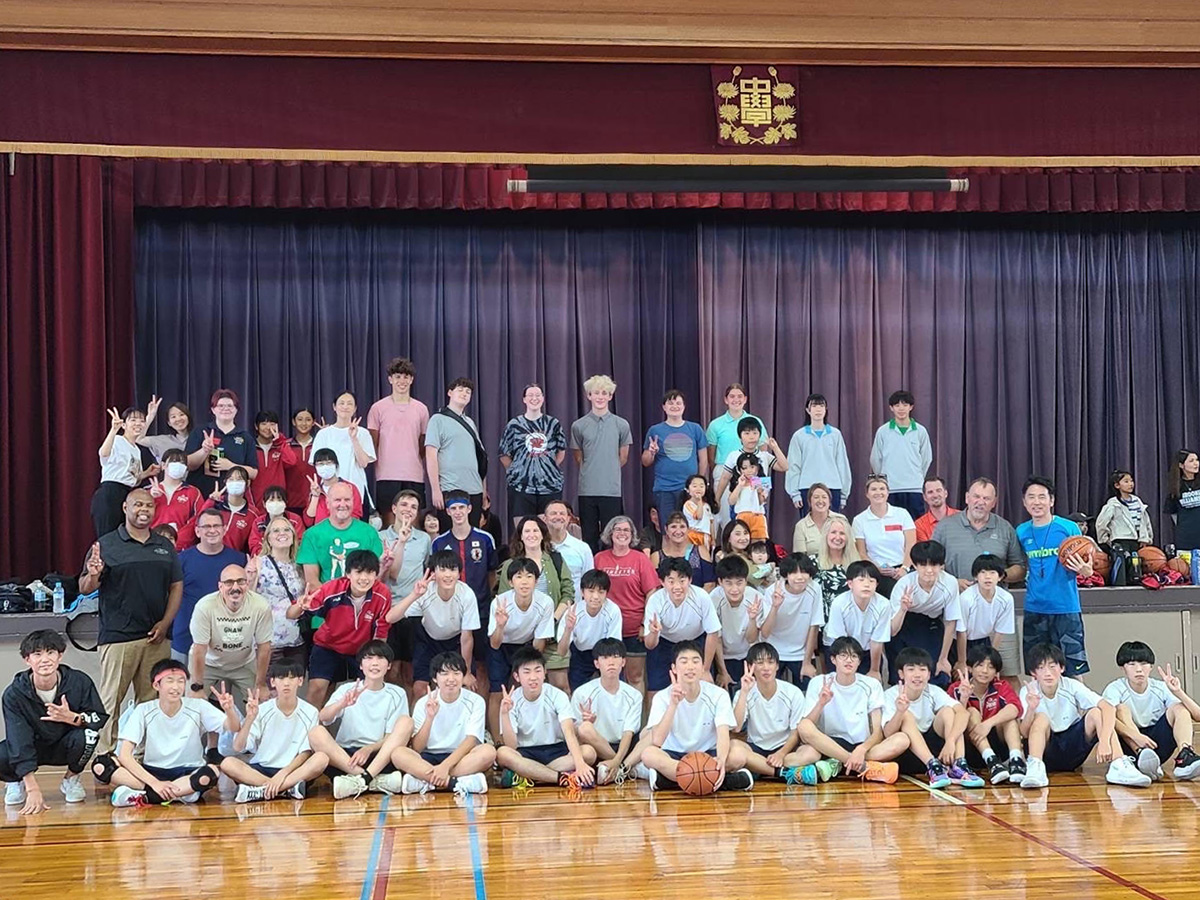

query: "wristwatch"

left=190, top=682, right=204, bottom=692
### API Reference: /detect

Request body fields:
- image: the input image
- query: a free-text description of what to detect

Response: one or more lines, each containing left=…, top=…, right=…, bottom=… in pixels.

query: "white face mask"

left=315, top=463, right=337, bottom=480
left=264, top=500, right=286, bottom=517
left=165, top=462, right=188, bottom=481
left=226, top=480, right=247, bottom=497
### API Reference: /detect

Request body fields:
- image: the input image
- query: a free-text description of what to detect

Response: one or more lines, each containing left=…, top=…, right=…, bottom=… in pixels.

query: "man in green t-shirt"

left=297, top=482, right=383, bottom=590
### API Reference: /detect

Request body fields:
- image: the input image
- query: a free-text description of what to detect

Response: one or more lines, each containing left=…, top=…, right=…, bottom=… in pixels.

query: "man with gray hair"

left=570, top=375, right=632, bottom=550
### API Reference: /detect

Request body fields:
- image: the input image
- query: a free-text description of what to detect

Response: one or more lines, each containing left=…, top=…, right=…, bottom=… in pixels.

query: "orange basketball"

left=1167, top=557, right=1190, bottom=576
left=1091, top=547, right=1111, bottom=580
left=675, top=751, right=722, bottom=796
left=1139, top=546, right=1167, bottom=573
left=1058, top=535, right=1095, bottom=567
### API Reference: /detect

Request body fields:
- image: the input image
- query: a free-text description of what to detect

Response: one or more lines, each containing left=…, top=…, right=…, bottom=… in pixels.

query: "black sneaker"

left=1175, top=746, right=1200, bottom=780
left=988, top=758, right=1010, bottom=784
left=720, top=768, right=755, bottom=792
left=1007, top=756, right=1027, bottom=781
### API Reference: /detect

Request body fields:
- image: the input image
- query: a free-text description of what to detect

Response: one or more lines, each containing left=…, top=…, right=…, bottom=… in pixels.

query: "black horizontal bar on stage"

left=524, top=165, right=951, bottom=181
left=509, top=178, right=970, bottom=193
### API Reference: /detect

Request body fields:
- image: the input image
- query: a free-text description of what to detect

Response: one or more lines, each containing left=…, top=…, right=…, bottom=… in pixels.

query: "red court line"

left=965, top=804, right=1170, bottom=900
left=371, top=827, right=396, bottom=900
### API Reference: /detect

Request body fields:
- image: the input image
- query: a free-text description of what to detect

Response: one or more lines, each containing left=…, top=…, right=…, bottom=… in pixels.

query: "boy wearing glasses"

left=187, top=564, right=274, bottom=710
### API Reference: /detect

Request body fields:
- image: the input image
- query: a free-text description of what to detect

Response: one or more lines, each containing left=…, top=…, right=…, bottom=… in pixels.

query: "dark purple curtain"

left=136, top=209, right=1200, bottom=544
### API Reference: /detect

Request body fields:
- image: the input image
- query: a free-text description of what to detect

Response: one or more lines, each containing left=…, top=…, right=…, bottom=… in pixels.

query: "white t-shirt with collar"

left=406, top=581, right=481, bottom=639
left=852, top=505, right=915, bottom=567
left=643, top=586, right=722, bottom=644
left=881, top=684, right=957, bottom=732
left=823, top=591, right=892, bottom=649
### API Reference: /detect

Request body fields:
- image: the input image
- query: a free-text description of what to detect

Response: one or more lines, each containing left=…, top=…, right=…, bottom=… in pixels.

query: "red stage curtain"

left=0, top=155, right=135, bottom=579
left=132, top=159, right=1200, bottom=213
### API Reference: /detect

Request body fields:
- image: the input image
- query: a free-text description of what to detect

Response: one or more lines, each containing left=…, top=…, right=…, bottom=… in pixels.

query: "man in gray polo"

left=425, top=376, right=488, bottom=523
left=931, top=476, right=1027, bottom=589
left=570, top=374, right=632, bottom=549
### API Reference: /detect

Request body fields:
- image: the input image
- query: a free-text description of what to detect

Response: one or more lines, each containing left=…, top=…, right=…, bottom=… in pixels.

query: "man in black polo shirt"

left=78, top=488, right=183, bottom=753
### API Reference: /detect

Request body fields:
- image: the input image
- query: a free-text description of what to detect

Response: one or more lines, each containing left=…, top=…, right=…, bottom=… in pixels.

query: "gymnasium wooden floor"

left=5, top=766, right=1200, bottom=900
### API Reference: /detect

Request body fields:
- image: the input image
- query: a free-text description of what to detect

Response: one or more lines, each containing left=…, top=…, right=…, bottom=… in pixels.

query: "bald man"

left=79, top=487, right=184, bottom=753
left=188, top=564, right=274, bottom=710
left=297, top=480, right=384, bottom=590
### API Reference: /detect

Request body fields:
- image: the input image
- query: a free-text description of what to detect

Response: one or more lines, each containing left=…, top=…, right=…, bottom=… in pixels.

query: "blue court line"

left=464, top=795, right=488, bottom=900
left=359, top=795, right=391, bottom=900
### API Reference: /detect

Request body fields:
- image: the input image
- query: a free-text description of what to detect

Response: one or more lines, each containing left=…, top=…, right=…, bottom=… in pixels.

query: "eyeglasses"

left=220, top=578, right=248, bottom=587
left=866, top=473, right=888, bottom=482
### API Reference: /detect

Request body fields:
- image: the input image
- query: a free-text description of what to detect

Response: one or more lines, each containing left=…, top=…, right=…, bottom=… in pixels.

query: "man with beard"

left=188, top=564, right=274, bottom=710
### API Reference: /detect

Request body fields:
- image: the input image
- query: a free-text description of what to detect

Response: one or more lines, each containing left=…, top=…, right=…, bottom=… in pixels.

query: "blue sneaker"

left=799, top=764, right=819, bottom=786
left=949, top=762, right=985, bottom=788
left=927, top=759, right=951, bottom=790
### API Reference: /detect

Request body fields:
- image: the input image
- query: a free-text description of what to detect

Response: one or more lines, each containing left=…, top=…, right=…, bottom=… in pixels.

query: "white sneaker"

left=1020, top=757, right=1049, bottom=789
left=5, top=782, right=26, bottom=806
left=60, top=775, right=86, bottom=803
left=111, top=785, right=147, bottom=808
left=645, top=768, right=658, bottom=792
left=289, top=781, right=306, bottom=800
left=369, top=773, right=406, bottom=795
left=1107, top=756, right=1152, bottom=788
left=1135, top=747, right=1164, bottom=781
left=401, top=773, right=432, bottom=795
left=178, top=791, right=201, bottom=804
left=332, top=773, right=368, bottom=800
left=632, top=763, right=652, bottom=782
left=235, top=784, right=266, bottom=803
left=596, top=764, right=610, bottom=785
left=452, top=773, right=488, bottom=795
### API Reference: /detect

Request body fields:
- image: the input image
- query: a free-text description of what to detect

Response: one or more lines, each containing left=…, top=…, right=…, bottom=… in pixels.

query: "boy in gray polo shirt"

left=425, top=377, right=488, bottom=523
left=570, top=375, right=632, bottom=550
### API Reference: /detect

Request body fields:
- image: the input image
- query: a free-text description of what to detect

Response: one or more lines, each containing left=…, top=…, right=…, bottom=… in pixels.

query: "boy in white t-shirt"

left=643, top=557, right=722, bottom=701
left=734, top=642, right=827, bottom=784
left=709, top=555, right=764, bottom=692
left=101, top=659, right=234, bottom=807
left=641, top=640, right=754, bottom=792
left=487, top=557, right=555, bottom=738
left=1018, top=643, right=1149, bottom=789
left=953, top=554, right=1016, bottom=677
left=887, top=541, right=961, bottom=689
left=823, top=562, right=891, bottom=681
left=882, top=647, right=981, bottom=789
left=759, top=555, right=824, bottom=687
left=496, top=647, right=596, bottom=789
left=219, top=660, right=326, bottom=802
left=571, top=638, right=646, bottom=784
left=379, top=651, right=494, bottom=796
left=796, top=637, right=903, bottom=783
left=557, top=570, right=624, bottom=692
left=1103, top=640, right=1200, bottom=782
left=306, top=640, right=412, bottom=799
left=390, top=550, right=481, bottom=697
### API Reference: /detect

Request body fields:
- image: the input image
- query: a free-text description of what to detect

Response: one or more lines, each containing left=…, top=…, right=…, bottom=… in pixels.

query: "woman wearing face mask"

left=247, top=515, right=308, bottom=670
left=285, top=406, right=320, bottom=513
left=139, top=396, right=193, bottom=462
left=183, top=388, right=258, bottom=497
left=310, top=392, right=376, bottom=514
left=91, top=405, right=161, bottom=539
left=192, top=466, right=260, bottom=554
left=148, top=449, right=204, bottom=549
left=302, top=448, right=364, bottom=526
left=248, top=486, right=305, bottom=556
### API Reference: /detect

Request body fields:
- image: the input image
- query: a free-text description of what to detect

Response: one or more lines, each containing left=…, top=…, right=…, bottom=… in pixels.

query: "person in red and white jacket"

left=248, top=485, right=305, bottom=556
left=288, top=548, right=396, bottom=707
left=253, top=411, right=298, bottom=500
left=302, top=448, right=364, bottom=526
left=149, top=449, right=204, bottom=549
left=947, top=643, right=1026, bottom=785
left=285, top=407, right=319, bottom=513
left=178, top=467, right=260, bottom=553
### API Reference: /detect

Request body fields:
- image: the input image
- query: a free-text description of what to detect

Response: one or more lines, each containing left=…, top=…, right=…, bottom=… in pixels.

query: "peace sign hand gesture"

left=424, top=685, right=440, bottom=719
left=648, top=614, right=662, bottom=637
left=818, top=674, right=834, bottom=707
left=412, top=568, right=433, bottom=598
left=772, top=582, right=786, bottom=610
left=107, top=407, right=125, bottom=433
left=648, top=435, right=660, bottom=456
left=579, top=697, right=597, bottom=724
left=499, top=684, right=515, bottom=714
left=668, top=670, right=686, bottom=705
left=148, top=477, right=164, bottom=498
left=244, top=690, right=260, bottom=719
left=744, top=593, right=762, bottom=622
left=494, top=598, right=510, bottom=630
left=343, top=680, right=366, bottom=708
left=210, top=681, right=235, bottom=711
left=899, top=584, right=915, bottom=612
left=201, top=429, right=216, bottom=452
left=308, top=473, right=322, bottom=497
left=564, top=604, right=577, bottom=632
left=894, top=691, right=911, bottom=717
left=740, top=660, right=757, bottom=694
left=1158, top=664, right=1184, bottom=695
left=146, top=394, right=163, bottom=422
left=348, top=417, right=362, bottom=439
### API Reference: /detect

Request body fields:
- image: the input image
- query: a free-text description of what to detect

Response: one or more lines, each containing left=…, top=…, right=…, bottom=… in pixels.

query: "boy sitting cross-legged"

left=570, top=638, right=646, bottom=785
left=946, top=644, right=1026, bottom=784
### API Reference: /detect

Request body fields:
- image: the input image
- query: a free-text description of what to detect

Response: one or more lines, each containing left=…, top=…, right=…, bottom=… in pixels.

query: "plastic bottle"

left=52, top=582, right=65, bottom=615
left=1130, top=555, right=1143, bottom=581
left=33, top=584, right=50, bottom=612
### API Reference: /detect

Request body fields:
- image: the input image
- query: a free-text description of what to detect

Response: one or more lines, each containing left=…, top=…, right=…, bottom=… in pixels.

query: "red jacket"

left=285, top=439, right=317, bottom=511
left=947, top=677, right=1023, bottom=721
left=150, top=483, right=204, bottom=549
left=301, top=480, right=364, bottom=527
left=306, top=577, right=392, bottom=655
left=179, top=497, right=261, bottom=553
left=248, top=511, right=306, bottom=556
left=254, top=435, right=298, bottom=500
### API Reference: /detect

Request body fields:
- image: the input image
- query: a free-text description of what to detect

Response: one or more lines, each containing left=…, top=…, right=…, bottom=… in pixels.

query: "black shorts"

left=420, top=750, right=452, bottom=766
left=1043, top=719, right=1097, bottom=772
left=412, top=623, right=462, bottom=683
left=777, top=660, right=810, bottom=691
left=665, top=747, right=717, bottom=762
left=325, top=747, right=395, bottom=778
left=308, top=644, right=362, bottom=684
left=507, top=488, right=562, bottom=519
left=568, top=645, right=598, bottom=692
left=250, top=763, right=282, bottom=777
left=1119, top=715, right=1176, bottom=764
left=488, top=641, right=529, bottom=691
left=886, top=611, right=950, bottom=689
left=746, top=742, right=784, bottom=758
left=1023, top=612, right=1089, bottom=676
left=376, top=481, right=426, bottom=515
left=516, top=742, right=571, bottom=766
left=832, top=737, right=858, bottom=754
left=387, top=618, right=415, bottom=663
left=898, top=727, right=946, bottom=775
left=143, top=764, right=200, bottom=782
left=623, top=636, right=647, bottom=657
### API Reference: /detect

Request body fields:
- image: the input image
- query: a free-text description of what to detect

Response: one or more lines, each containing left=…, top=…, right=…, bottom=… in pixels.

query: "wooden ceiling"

left=3, top=0, right=1200, bottom=65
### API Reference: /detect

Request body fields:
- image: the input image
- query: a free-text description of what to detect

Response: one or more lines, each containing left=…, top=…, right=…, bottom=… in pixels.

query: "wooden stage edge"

left=4, top=766, right=1200, bottom=899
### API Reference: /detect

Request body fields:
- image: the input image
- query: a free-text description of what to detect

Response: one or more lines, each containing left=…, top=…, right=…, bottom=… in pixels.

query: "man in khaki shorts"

left=188, top=564, right=273, bottom=710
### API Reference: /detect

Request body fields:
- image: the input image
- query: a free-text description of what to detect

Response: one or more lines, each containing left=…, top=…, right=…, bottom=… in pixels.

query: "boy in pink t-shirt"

left=368, top=357, right=430, bottom=525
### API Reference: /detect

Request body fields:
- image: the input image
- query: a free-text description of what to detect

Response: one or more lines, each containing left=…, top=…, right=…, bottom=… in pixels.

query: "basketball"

left=1091, top=547, right=1111, bottom=580
left=1167, top=557, right=1190, bottom=576
left=675, top=751, right=722, bottom=796
left=1139, top=546, right=1168, bottom=573
left=1058, top=535, right=1095, bottom=567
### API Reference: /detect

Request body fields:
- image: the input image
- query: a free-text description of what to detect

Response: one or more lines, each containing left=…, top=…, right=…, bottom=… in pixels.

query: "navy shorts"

left=143, top=764, right=199, bottom=782
left=324, top=747, right=394, bottom=778
left=488, top=641, right=529, bottom=691
left=747, top=742, right=784, bottom=758
left=1023, top=612, right=1089, bottom=676
left=386, top=618, right=415, bottom=663
left=623, top=636, right=647, bottom=657
left=665, top=747, right=717, bottom=762
left=568, top=646, right=598, bottom=692
left=898, top=727, right=946, bottom=775
left=308, top=644, right=362, bottom=684
left=517, top=742, right=570, bottom=766
left=1119, top=715, right=1176, bottom=764
left=777, top=660, right=811, bottom=691
left=886, top=611, right=950, bottom=689
left=832, top=737, right=858, bottom=754
left=412, top=624, right=462, bottom=684
left=1043, top=719, right=1097, bottom=772
left=420, top=750, right=452, bottom=766
left=250, top=763, right=282, bottom=777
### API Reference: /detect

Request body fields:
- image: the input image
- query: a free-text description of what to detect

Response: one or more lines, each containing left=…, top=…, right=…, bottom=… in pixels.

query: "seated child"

left=953, top=554, right=1015, bottom=677
left=759, top=554, right=824, bottom=688
left=796, top=636, right=902, bottom=783
left=220, top=659, right=326, bottom=802
left=642, top=640, right=754, bottom=792
left=710, top=555, right=764, bottom=692
left=570, top=638, right=645, bottom=784
left=1102, top=640, right=1200, bottom=781
left=882, top=647, right=982, bottom=788
left=390, top=550, right=480, bottom=697
left=947, top=644, right=1026, bottom=784
left=747, top=540, right=777, bottom=590
left=1019, top=643, right=1149, bottom=789
left=2, top=630, right=109, bottom=814
left=382, top=651, right=494, bottom=796
left=487, top=557, right=555, bottom=736
left=823, top=562, right=891, bottom=680
left=496, top=647, right=596, bottom=789
left=643, top=557, right=722, bottom=698
left=733, top=642, right=823, bottom=784
left=887, top=541, right=961, bottom=688
left=94, top=658, right=234, bottom=807
left=307, top=640, right=412, bottom=799
left=557, top=570, right=623, bottom=692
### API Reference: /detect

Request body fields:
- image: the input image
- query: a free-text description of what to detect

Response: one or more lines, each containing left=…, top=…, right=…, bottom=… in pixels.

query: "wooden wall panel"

left=3, top=0, right=1200, bottom=64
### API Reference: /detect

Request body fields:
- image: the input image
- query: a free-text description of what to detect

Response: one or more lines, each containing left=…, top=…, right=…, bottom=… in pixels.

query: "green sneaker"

left=815, top=758, right=842, bottom=782
left=500, top=769, right=533, bottom=790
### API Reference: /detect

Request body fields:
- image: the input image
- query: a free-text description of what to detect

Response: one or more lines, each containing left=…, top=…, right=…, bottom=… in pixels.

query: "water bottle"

left=33, top=584, right=49, bottom=612
left=1130, top=555, right=1142, bottom=581
left=52, top=582, right=65, bottom=615
left=1191, top=549, right=1200, bottom=587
